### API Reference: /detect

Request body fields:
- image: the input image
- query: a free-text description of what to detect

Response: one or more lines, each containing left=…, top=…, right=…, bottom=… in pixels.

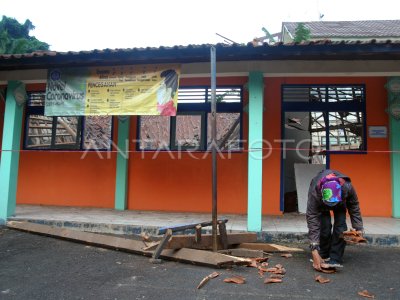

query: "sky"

left=1, top=0, right=399, bottom=52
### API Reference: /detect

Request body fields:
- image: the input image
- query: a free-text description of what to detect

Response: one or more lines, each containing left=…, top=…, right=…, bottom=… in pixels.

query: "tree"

left=0, top=16, right=49, bottom=54
left=293, top=23, right=311, bottom=43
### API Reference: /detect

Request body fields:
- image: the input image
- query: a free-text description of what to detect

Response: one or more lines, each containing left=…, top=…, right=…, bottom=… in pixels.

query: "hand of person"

left=311, top=249, right=323, bottom=271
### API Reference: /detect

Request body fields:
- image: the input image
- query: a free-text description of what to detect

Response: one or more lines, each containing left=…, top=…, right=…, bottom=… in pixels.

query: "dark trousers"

left=319, top=205, right=347, bottom=263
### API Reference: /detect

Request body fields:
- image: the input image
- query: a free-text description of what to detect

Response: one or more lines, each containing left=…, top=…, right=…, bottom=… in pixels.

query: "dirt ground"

left=1, top=227, right=399, bottom=300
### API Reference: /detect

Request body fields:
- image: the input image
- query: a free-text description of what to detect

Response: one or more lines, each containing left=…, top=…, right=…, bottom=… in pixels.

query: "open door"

left=281, top=85, right=365, bottom=213
left=282, top=111, right=326, bottom=213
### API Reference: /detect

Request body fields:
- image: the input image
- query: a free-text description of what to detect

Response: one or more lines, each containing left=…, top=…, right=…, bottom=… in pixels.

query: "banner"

left=45, top=64, right=180, bottom=116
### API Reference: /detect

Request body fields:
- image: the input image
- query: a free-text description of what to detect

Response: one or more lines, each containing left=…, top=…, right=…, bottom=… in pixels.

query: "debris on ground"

left=319, top=267, right=337, bottom=274
left=358, top=290, right=375, bottom=298
left=315, top=275, right=330, bottom=284
left=343, top=229, right=367, bottom=245
left=235, top=243, right=303, bottom=253
left=223, top=275, right=246, bottom=284
left=197, top=272, right=220, bottom=289
left=280, top=253, right=293, bottom=258
left=6, top=220, right=299, bottom=271
left=264, top=278, right=282, bottom=284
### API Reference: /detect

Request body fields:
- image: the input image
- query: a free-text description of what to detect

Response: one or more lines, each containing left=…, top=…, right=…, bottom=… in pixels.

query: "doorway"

left=282, top=111, right=326, bottom=213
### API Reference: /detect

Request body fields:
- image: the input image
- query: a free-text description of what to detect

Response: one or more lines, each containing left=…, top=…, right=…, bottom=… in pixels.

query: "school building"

left=1, top=41, right=400, bottom=230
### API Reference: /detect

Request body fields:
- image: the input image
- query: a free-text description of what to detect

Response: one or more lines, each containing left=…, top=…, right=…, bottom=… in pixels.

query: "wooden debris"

left=358, top=290, right=375, bottom=298
left=343, top=229, right=367, bottom=245
left=218, top=220, right=229, bottom=250
left=267, top=264, right=286, bottom=275
left=6, top=221, right=251, bottom=268
left=142, top=241, right=160, bottom=251
left=158, top=219, right=228, bottom=234
left=235, top=243, right=303, bottom=252
left=315, top=275, right=330, bottom=284
left=280, top=253, right=293, bottom=258
left=269, top=274, right=284, bottom=279
left=195, top=225, right=202, bottom=243
left=140, top=232, right=151, bottom=242
left=223, top=275, right=246, bottom=284
left=319, top=267, right=337, bottom=274
left=147, top=233, right=257, bottom=251
left=218, top=248, right=266, bottom=258
left=197, top=272, right=219, bottom=289
left=151, top=229, right=172, bottom=261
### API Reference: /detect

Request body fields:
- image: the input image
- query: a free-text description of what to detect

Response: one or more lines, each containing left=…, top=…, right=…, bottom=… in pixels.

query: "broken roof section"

left=282, top=19, right=400, bottom=43
left=1, top=41, right=400, bottom=71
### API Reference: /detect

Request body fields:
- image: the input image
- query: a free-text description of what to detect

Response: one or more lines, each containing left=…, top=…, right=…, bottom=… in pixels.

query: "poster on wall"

left=44, top=64, right=180, bottom=116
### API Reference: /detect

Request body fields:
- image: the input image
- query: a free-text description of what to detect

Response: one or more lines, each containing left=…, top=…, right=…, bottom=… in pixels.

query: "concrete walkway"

left=7, top=205, right=400, bottom=246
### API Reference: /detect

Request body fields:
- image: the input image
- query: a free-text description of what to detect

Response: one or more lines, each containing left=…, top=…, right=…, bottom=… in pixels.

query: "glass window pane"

left=83, top=116, right=112, bottom=150
left=178, top=88, right=206, bottom=103
left=140, top=116, right=170, bottom=150
left=283, top=86, right=326, bottom=102
left=174, top=115, right=202, bottom=149
left=328, top=111, right=364, bottom=150
left=327, top=86, right=364, bottom=103
left=310, top=112, right=327, bottom=164
left=28, top=92, right=45, bottom=106
left=54, top=117, right=80, bottom=148
left=207, top=113, right=241, bottom=151
left=207, top=88, right=241, bottom=103
left=25, top=114, right=53, bottom=149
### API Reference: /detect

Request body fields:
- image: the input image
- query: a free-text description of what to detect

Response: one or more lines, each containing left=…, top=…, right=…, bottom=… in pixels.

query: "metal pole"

left=210, top=46, right=218, bottom=252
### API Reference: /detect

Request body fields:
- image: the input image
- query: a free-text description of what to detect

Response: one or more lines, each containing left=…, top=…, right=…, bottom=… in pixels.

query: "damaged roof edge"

left=1, top=41, right=400, bottom=71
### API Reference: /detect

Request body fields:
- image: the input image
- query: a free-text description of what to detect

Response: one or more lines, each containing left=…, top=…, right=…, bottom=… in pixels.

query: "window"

left=139, top=86, right=242, bottom=151
left=282, top=85, right=366, bottom=156
left=24, top=92, right=113, bottom=150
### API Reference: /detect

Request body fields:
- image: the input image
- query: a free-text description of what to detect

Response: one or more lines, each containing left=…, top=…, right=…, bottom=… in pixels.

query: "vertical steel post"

left=210, top=46, right=218, bottom=251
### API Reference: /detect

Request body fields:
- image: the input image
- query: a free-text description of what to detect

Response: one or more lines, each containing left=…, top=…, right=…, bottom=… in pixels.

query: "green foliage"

left=0, top=16, right=49, bottom=54
left=293, top=23, right=311, bottom=43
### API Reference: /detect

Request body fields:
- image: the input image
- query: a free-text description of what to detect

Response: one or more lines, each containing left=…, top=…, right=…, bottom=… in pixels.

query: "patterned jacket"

left=306, top=169, right=364, bottom=244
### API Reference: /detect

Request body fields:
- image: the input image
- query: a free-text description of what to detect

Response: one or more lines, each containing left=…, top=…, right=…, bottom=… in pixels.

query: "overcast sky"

left=1, top=0, right=399, bottom=52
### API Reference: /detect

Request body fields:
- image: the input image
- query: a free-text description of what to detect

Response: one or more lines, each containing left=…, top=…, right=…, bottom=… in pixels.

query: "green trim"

left=114, top=118, right=130, bottom=210
left=0, top=81, right=24, bottom=222
left=386, top=77, right=400, bottom=218
left=247, top=71, right=264, bottom=231
left=389, top=111, right=400, bottom=218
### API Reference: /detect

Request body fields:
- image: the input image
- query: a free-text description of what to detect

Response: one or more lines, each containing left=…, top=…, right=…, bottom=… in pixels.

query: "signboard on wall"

left=368, top=126, right=388, bottom=138
left=45, top=64, right=180, bottom=116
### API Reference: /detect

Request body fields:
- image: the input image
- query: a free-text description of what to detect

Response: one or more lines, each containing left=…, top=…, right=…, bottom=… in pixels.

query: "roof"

left=1, top=41, right=400, bottom=71
left=283, top=20, right=400, bottom=39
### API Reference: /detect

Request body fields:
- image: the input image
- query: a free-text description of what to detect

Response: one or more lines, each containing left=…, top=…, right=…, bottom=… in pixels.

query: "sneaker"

left=324, top=260, right=343, bottom=268
left=321, top=257, right=330, bottom=262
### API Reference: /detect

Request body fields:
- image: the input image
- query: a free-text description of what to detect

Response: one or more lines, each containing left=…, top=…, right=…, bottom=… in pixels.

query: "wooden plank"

left=160, top=248, right=250, bottom=268
left=152, top=229, right=172, bottom=260
left=195, top=225, right=202, bottom=243
left=160, top=233, right=257, bottom=250
left=218, top=248, right=266, bottom=258
left=218, top=220, right=228, bottom=250
left=235, top=242, right=303, bottom=252
left=158, top=219, right=228, bottom=234
left=7, top=221, right=248, bottom=268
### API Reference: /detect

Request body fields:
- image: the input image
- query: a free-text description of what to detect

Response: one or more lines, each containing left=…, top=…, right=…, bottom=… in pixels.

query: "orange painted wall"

left=14, top=77, right=392, bottom=217
left=127, top=77, right=250, bottom=213
left=264, top=77, right=391, bottom=217
left=17, top=152, right=117, bottom=207
left=16, top=83, right=117, bottom=208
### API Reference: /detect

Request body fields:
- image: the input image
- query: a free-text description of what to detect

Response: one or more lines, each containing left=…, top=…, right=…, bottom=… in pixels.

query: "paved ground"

left=1, top=227, right=399, bottom=300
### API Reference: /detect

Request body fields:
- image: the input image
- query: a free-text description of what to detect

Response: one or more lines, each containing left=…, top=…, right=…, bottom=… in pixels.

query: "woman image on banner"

left=157, top=69, right=179, bottom=116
